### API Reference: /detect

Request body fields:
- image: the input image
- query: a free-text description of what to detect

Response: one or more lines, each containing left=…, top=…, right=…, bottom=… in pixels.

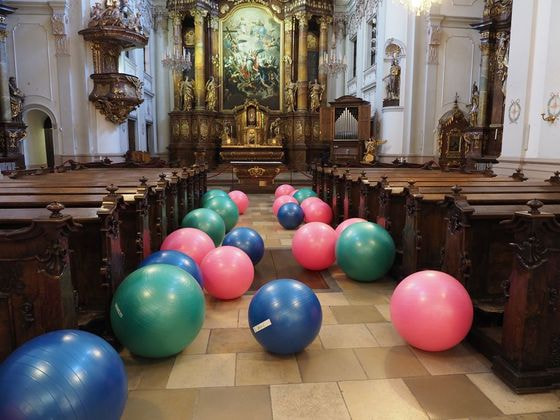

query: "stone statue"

left=285, top=81, right=297, bottom=112
left=362, top=138, right=387, bottom=164
left=9, top=77, right=24, bottom=120
left=206, top=77, right=219, bottom=111
left=384, top=53, right=401, bottom=101
left=468, top=82, right=479, bottom=126
left=181, top=76, right=194, bottom=111
left=309, top=80, right=324, bottom=112
left=89, top=2, right=104, bottom=25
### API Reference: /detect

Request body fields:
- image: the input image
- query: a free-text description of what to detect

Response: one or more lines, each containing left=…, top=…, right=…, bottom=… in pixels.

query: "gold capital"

left=191, top=9, right=208, bottom=25
left=295, top=12, right=312, bottom=27
left=318, top=16, right=333, bottom=31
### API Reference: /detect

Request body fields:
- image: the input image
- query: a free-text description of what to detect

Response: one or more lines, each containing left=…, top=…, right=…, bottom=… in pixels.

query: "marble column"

left=284, top=19, right=294, bottom=82
left=478, top=36, right=491, bottom=126
left=296, top=12, right=311, bottom=111
left=154, top=7, right=170, bottom=156
left=170, top=11, right=183, bottom=111
left=318, top=16, right=332, bottom=106
left=191, top=9, right=207, bottom=111
left=0, top=17, right=11, bottom=123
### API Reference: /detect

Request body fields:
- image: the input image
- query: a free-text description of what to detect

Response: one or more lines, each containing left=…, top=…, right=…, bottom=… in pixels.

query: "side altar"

left=165, top=0, right=335, bottom=169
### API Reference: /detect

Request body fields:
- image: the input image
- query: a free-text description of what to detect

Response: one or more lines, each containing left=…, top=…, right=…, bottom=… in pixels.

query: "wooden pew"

left=440, top=198, right=560, bottom=392
left=0, top=200, right=124, bottom=358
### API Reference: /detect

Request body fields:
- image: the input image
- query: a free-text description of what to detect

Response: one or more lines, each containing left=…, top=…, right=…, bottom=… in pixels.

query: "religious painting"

left=221, top=6, right=282, bottom=110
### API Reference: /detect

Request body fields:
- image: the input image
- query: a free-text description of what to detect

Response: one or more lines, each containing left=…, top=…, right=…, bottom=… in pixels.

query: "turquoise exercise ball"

left=203, top=196, right=239, bottom=232
left=110, top=264, right=205, bottom=358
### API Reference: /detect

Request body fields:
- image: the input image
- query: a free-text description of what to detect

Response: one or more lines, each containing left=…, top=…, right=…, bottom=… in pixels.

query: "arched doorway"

left=22, top=109, right=55, bottom=169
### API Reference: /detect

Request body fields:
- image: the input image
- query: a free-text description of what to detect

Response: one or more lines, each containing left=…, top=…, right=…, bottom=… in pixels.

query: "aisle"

left=121, top=194, right=560, bottom=420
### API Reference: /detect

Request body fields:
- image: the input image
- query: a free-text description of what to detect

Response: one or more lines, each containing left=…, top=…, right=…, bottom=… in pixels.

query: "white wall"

left=7, top=0, right=159, bottom=166
left=498, top=0, right=560, bottom=178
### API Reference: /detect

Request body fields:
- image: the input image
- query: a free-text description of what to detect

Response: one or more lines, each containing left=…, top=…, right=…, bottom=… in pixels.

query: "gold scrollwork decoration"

left=248, top=166, right=266, bottom=178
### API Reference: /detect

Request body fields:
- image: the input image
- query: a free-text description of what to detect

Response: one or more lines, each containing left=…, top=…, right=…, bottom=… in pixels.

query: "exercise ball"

left=275, top=184, right=296, bottom=198
left=223, top=227, right=265, bottom=265
left=391, top=270, right=473, bottom=352
left=290, top=189, right=299, bottom=197
left=202, top=189, right=228, bottom=206
left=201, top=246, right=254, bottom=300
left=161, top=227, right=215, bottom=265
left=293, top=188, right=318, bottom=204
left=302, top=200, right=333, bottom=224
left=335, top=218, right=367, bottom=238
left=181, top=208, right=226, bottom=247
left=300, top=196, right=323, bottom=212
left=228, top=190, right=250, bottom=214
left=0, top=330, right=127, bottom=420
left=111, top=264, right=205, bottom=358
left=248, top=279, right=322, bottom=354
left=277, top=203, right=304, bottom=230
left=336, top=222, right=395, bottom=282
left=139, top=249, right=203, bottom=287
left=273, top=195, right=298, bottom=216
left=292, top=222, right=336, bottom=270
left=203, top=196, right=239, bottom=232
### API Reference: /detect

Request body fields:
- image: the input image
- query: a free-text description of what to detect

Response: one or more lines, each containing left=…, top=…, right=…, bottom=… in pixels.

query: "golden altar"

left=219, top=100, right=285, bottom=162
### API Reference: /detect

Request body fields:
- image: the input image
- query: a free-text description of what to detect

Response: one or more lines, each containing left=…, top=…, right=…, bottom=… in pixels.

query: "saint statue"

left=383, top=53, right=401, bottom=101
left=362, top=138, right=387, bottom=164
left=206, top=77, right=220, bottom=111
left=285, top=81, right=297, bottom=112
left=181, top=76, right=194, bottom=111
left=468, top=82, right=479, bottom=126
left=269, top=118, right=282, bottom=145
left=9, top=77, right=24, bottom=120
left=309, top=80, right=324, bottom=112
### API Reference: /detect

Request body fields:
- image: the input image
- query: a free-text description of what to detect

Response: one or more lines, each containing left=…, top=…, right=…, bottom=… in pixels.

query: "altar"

left=219, top=100, right=285, bottom=163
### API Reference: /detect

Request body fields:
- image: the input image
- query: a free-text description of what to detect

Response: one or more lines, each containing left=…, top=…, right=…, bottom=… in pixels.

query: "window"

left=369, top=17, right=377, bottom=68
left=351, top=37, right=357, bottom=79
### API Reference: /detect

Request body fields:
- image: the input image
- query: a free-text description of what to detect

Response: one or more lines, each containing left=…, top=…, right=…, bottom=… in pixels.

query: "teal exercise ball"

left=110, top=264, right=205, bottom=358
left=336, top=222, right=395, bottom=282
left=293, top=188, right=318, bottom=204
left=182, top=208, right=226, bottom=246
left=203, top=196, right=239, bottom=232
left=202, top=189, right=229, bottom=207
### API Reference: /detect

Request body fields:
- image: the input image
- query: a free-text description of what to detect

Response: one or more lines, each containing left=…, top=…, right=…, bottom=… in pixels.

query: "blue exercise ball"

left=222, top=227, right=265, bottom=265
left=248, top=279, right=322, bottom=354
left=277, top=203, right=304, bottom=229
left=139, top=249, right=203, bottom=286
left=0, top=330, right=127, bottom=420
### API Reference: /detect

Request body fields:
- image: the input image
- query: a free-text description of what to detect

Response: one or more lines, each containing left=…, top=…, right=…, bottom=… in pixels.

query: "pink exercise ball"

left=161, top=228, right=215, bottom=265
left=275, top=184, right=296, bottom=199
left=228, top=190, right=249, bottom=215
left=201, top=246, right=255, bottom=300
left=390, top=270, right=473, bottom=352
left=335, top=218, right=367, bottom=238
left=300, top=197, right=323, bottom=212
left=290, top=189, right=299, bottom=197
left=291, top=222, right=336, bottom=271
left=273, top=195, right=298, bottom=216
left=302, top=200, right=333, bottom=224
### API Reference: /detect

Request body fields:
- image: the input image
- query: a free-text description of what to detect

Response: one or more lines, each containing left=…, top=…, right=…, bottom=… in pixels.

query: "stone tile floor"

left=121, top=194, right=560, bottom=420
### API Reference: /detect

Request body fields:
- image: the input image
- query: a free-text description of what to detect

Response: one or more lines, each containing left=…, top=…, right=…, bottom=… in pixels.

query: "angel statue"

left=285, top=81, right=297, bottom=112
left=206, top=77, right=220, bottom=111
left=181, top=76, right=194, bottom=111
left=309, top=80, right=324, bottom=112
left=362, top=137, right=387, bottom=164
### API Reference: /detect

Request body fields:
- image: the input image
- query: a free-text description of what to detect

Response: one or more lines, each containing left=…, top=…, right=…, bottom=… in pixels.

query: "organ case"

left=320, top=96, right=371, bottom=165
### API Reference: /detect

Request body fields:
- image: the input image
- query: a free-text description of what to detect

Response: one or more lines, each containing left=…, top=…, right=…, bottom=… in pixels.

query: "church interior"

left=1, top=0, right=560, bottom=418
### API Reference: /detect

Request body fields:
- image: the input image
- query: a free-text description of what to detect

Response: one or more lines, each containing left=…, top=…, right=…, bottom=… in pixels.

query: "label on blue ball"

left=253, top=319, right=272, bottom=333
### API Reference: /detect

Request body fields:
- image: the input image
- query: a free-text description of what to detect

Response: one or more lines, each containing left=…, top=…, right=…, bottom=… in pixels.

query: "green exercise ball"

left=110, top=264, right=205, bottom=358
left=201, top=189, right=229, bottom=207
left=181, top=208, right=226, bottom=246
left=293, top=188, right=318, bottom=204
left=336, top=222, right=395, bottom=282
left=203, top=196, right=239, bottom=232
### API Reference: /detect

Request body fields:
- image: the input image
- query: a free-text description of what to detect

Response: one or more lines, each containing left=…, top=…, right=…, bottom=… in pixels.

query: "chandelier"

left=320, top=38, right=347, bottom=76
left=397, top=0, right=442, bottom=15
left=162, top=48, right=192, bottom=72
